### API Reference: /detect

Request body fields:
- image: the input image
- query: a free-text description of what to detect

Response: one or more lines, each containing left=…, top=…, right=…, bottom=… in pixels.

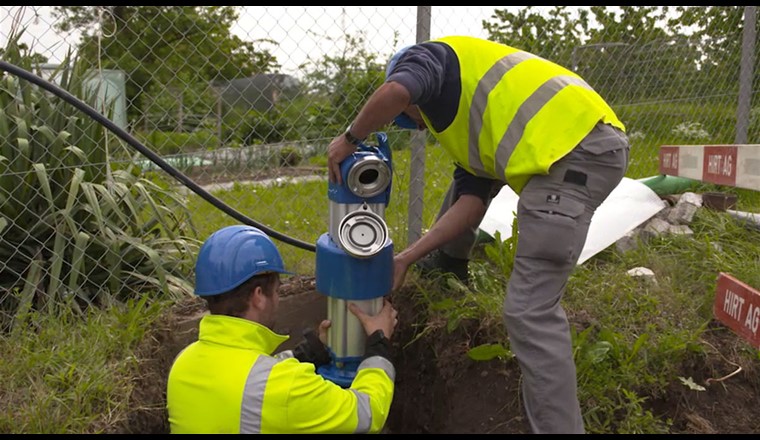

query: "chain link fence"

left=1, top=6, right=757, bottom=328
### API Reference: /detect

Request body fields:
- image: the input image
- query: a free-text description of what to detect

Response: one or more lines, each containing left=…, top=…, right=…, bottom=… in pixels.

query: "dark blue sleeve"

left=385, top=42, right=448, bottom=105
left=453, top=166, right=503, bottom=206
left=385, top=41, right=461, bottom=132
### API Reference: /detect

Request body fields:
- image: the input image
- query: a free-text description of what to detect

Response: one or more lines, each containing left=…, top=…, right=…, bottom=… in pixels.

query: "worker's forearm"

left=348, top=82, right=411, bottom=140
left=396, top=194, right=487, bottom=265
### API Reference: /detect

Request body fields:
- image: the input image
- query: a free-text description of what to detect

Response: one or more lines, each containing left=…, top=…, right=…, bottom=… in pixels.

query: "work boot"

left=414, top=249, right=470, bottom=285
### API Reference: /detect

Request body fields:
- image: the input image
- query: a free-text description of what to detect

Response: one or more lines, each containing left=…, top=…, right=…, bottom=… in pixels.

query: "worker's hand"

left=294, top=324, right=332, bottom=367
left=392, top=254, right=411, bottom=291
left=316, top=319, right=331, bottom=345
left=327, top=133, right=357, bottom=185
left=349, top=297, right=398, bottom=341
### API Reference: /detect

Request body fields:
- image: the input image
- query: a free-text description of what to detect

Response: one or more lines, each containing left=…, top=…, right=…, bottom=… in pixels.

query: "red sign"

left=659, top=146, right=680, bottom=176
left=713, top=272, right=760, bottom=349
left=702, top=146, right=738, bottom=186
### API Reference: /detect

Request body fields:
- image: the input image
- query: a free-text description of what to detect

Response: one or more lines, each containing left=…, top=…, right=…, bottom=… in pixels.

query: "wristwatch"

left=344, top=124, right=365, bottom=146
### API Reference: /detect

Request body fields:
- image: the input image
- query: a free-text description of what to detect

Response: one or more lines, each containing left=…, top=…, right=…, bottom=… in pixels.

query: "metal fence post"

left=407, top=6, right=431, bottom=246
left=736, top=6, right=756, bottom=144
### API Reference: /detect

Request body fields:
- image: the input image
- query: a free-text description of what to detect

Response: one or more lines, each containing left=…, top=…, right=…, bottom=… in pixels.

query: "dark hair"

left=204, top=272, right=279, bottom=318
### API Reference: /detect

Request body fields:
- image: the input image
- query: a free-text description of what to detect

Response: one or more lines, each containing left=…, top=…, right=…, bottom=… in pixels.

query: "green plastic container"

left=637, top=174, right=700, bottom=196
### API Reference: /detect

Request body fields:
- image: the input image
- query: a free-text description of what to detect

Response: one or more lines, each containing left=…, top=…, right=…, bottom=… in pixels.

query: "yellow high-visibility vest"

left=167, top=314, right=395, bottom=434
left=424, top=36, right=625, bottom=194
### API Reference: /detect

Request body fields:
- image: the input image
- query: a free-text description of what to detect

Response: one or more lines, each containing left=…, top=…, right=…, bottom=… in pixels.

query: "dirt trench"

left=122, top=276, right=759, bottom=434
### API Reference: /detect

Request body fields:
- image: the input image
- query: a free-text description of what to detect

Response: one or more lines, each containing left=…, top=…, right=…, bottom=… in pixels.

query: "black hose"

left=0, top=60, right=317, bottom=252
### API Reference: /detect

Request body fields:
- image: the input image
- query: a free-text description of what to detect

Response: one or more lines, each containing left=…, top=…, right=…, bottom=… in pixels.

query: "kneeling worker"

left=167, top=225, right=398, bottom=434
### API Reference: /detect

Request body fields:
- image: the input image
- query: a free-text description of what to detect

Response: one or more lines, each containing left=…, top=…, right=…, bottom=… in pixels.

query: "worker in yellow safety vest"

left=166, top=225, right=398, bottom=434
left=327, top=36, right=630, bottom=434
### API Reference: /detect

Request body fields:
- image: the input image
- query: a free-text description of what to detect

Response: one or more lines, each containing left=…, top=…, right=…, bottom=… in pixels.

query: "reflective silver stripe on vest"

left=239, top=355, right=388, bottom=434
left=274, top=350, right=295, bottom=360
left=468, top=51, right=536, bottom=177
left=350, top=388, right=372, bottom=433
left=240, top=356, right=276, bottom=434
left=358, top=355, right=396, bottom=382
left=494, top=75, right=593, bottom=181
left=351, top=356, right=396, bottom=433
left=467, top=51, right=594, bottom=180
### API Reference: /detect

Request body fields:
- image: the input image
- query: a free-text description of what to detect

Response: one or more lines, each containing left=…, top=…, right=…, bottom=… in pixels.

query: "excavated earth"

left=122, top=275, right=759, bottom=434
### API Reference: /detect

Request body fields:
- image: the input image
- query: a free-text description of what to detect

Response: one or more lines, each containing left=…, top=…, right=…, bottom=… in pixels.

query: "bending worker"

left=327, top=36, right=630, bottom=434
left=166, top=225, right=398, bottom=434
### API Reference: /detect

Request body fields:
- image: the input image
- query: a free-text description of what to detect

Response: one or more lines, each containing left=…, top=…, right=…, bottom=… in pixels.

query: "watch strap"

left=344, top=124, right=365, bottom=145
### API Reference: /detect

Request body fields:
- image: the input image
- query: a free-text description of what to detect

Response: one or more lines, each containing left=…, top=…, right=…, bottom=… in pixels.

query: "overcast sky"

left=230, top=6, right=500, bottom=74
left=1, top=6, right=558, bottom=76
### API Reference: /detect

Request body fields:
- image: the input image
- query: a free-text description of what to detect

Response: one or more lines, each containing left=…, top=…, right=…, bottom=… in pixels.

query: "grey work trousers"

left=434, top=122, right=630, bottom=433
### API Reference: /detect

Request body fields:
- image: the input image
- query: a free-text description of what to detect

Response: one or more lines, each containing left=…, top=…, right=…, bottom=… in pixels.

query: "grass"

left=185, top=139, right=456, bottom=275
left=182, top=121, right=730, bottom=277
left=567, top=208, right=760, bottom=432
left=3, top=120, right=760, bottom=433
left=404, top=203, right=760, bottom=433
left=0, top=295, right=166, bottom=433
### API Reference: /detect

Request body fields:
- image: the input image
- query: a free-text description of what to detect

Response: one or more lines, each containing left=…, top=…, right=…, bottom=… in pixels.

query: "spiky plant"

left=0, top=31, right=199, bottom=331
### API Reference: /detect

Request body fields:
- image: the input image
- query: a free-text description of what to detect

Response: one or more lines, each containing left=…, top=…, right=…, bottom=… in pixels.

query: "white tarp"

left=478, top=177, right=667, bottom=265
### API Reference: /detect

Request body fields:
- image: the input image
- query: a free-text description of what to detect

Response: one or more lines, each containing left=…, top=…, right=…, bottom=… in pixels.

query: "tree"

left=671, top=6, right=751, bottom=93
left=579, top=6, right=696, bottom=103
left=483, top=6, right=589, bottom=67
left=482, top=7, right=706, bottom=104
left=292, top=31, right=388, bottom=141
left=52, top=6, right=280, bottom=127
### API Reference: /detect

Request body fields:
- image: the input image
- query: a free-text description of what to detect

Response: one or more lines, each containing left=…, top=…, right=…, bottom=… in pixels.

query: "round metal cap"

left=345, top=155, right=391, bottom=198
left=338, top=208, right=388, bottom=258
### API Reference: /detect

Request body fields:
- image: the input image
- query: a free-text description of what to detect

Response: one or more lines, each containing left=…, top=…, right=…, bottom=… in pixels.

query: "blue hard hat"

left=194, top=225, right=292, bottom=297
left=385, top=45, right=418, bottom=130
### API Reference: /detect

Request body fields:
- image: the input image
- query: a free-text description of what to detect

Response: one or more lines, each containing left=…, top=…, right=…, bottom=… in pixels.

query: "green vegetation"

left=0, top=35, right=198, bottom=331
left=184, top=138, right=453, bottom=274
left=402, top=204, right=760, bottom=434
left=4, top=164, right=760, bottom=432
left=2, top=5, right=760, bottom=434
left=52, top=6, right=279, bottom=124
left=0, top=296, right=165, bottom=434
left=135, top=129, right=220, bottom=156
